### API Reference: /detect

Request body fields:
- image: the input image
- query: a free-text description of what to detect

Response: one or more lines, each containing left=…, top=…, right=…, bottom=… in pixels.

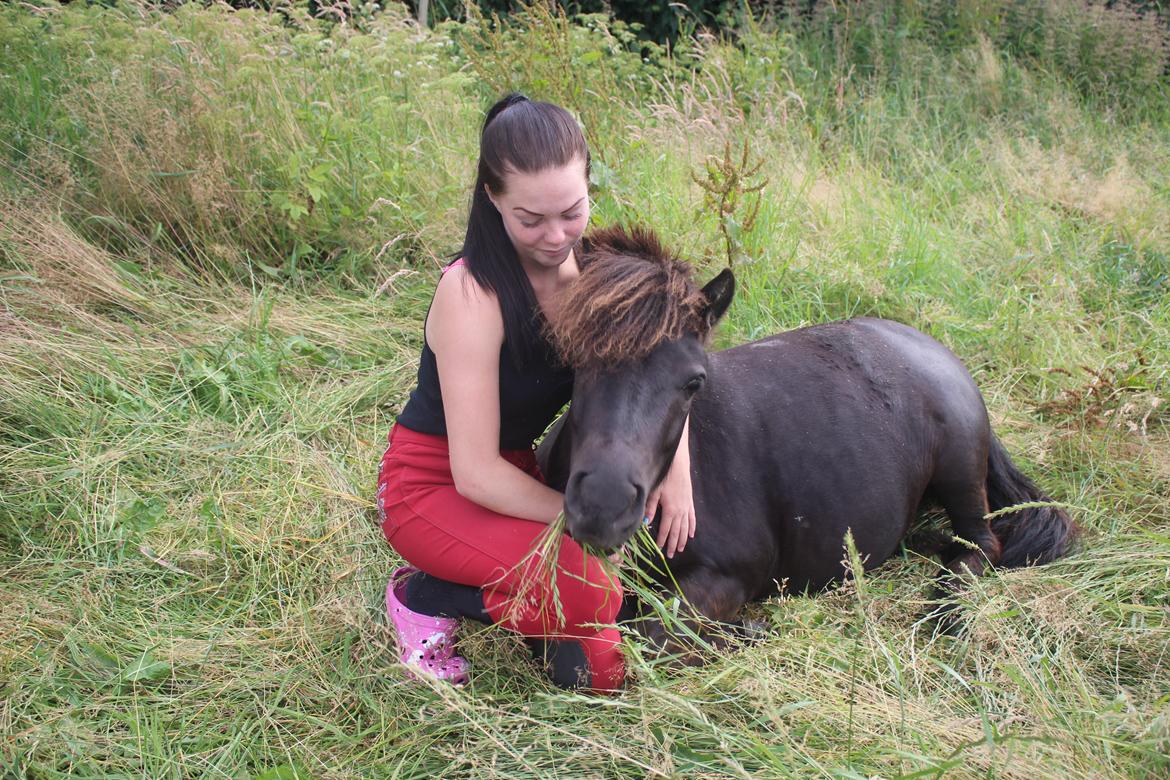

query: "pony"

left=538, top=225, right=1077, bottom=645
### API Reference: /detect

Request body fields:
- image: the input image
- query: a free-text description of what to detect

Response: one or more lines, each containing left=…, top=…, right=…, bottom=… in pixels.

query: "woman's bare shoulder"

left=435, top=262, right=496, bottom=305
left=428, top=264, right=504, bottom=347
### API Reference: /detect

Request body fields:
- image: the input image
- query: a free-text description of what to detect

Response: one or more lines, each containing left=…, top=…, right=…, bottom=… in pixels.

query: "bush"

left=421, top=1, right=744, bottom=42
left=1, top=1, right=479, bottom=281
left=778, top=0, right=1170, bottom=109
left=453, top=2, right=667, bottom=160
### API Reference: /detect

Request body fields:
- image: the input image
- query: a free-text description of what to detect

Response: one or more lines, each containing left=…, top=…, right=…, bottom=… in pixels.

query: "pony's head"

left=546, top=225, right=734, bottom=551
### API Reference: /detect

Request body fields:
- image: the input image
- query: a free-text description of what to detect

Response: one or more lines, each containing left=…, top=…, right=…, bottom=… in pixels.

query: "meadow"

left=1, top=1, right=1168, bottom=777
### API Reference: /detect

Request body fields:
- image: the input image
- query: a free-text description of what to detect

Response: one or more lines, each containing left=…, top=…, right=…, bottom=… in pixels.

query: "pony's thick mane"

left=546, top=225, right=708, bottom=371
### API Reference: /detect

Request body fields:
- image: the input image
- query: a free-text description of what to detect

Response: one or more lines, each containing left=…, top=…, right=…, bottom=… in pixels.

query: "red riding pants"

left=376, top=423, right=624, bottom=690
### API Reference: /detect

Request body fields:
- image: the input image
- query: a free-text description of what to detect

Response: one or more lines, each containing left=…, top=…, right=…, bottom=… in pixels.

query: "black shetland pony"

left=540, top=226, right=1076, bottom=643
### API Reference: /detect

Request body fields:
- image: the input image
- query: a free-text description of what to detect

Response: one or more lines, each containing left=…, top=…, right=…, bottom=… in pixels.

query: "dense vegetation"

left=422, top=0, right=1170, bottom=47
left=1, top=1, right=1167, bottom=777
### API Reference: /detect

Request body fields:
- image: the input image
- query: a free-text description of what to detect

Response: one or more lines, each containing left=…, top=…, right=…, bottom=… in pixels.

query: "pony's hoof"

left=922, top=597, right=965, bottom=636
left=728, top=618, right=770, bottom=645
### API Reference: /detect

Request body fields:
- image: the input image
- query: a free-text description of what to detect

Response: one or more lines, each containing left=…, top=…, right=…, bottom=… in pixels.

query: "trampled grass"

left=1, top=1, right=1168, bottom=778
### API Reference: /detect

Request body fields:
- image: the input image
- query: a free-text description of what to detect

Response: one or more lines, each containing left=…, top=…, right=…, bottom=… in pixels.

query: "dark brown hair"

left=546, top=225, right=710, bottom=372
left=460, top=94, right=590, bottom=367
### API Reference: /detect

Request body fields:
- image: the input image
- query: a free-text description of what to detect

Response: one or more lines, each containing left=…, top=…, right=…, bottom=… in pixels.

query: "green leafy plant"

left=692, top=137, right=768, bottom=267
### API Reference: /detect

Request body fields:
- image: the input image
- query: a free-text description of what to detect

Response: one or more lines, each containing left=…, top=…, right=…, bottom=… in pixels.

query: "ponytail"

left=459, top=93, right=590, bottom=368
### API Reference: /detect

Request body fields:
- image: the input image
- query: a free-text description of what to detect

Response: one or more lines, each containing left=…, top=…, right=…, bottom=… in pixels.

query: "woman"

left=376, top=94, right=695, bottom=692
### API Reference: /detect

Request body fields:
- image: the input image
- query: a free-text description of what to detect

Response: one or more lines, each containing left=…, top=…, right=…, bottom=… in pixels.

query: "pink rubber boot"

left=386, top=566, right=471, bottom=686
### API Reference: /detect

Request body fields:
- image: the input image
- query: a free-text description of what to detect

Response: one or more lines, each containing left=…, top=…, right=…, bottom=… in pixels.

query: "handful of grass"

left=493, top=512, right=572, bottom=629
left=499, top=513, right=710, bottom=652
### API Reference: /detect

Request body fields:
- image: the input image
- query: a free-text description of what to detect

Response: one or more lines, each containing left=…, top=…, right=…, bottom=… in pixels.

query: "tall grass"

left=2, top=1, right=1168, bottom=777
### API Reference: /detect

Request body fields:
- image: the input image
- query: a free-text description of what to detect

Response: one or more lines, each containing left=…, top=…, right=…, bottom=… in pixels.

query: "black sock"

left=403, top=571, right=490, bottom=623
left=527, top=638, right=592, bottom=690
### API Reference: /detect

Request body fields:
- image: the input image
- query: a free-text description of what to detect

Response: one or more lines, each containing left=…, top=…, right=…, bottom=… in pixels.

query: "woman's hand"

left=644, top=418, right=695, bottom=559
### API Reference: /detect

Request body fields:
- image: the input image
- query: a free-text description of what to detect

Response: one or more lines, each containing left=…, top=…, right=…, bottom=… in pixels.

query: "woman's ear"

left=484, top=184, right=500, bottom=212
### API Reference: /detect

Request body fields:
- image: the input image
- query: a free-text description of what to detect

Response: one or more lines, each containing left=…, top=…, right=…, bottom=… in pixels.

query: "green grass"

left=1, top=1, right=1168, bottom=777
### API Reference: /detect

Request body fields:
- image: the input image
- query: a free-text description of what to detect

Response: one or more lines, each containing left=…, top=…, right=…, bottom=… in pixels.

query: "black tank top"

left=396, top=295, right=573, bottom=451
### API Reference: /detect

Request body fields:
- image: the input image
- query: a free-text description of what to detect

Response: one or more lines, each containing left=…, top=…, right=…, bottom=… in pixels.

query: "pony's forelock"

left=547, top=225, right=709, bottom=371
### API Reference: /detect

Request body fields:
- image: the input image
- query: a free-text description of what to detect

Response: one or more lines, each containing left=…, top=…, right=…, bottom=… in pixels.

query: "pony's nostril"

left=568, top=470, right=589, bottom=495
left=631, top=483, right=646, bottom=514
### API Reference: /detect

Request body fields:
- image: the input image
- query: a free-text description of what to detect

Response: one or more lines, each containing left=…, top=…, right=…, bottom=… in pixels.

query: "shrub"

left=777, top=0, right=1170, bottom=109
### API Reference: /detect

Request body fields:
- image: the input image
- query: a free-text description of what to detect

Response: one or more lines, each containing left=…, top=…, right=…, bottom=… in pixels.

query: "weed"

left=1038, top=358, right=1166, bottom=435
left=692, top=137, right=769, bottom=267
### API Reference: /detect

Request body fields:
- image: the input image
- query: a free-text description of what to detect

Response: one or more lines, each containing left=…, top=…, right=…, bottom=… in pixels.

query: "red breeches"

left=376, top=424, right=624, bottom=691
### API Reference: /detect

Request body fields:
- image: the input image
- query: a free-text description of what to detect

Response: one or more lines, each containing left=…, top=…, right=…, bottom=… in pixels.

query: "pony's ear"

left=699, top=268, right=735, bottom=331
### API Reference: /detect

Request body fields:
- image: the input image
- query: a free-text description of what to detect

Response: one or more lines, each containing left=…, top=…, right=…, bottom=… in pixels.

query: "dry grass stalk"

left=0, top=204, right=152, bottom=317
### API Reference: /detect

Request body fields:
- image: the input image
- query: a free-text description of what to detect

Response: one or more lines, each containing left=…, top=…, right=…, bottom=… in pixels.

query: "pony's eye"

left=683, top=375, right=705, bottom=396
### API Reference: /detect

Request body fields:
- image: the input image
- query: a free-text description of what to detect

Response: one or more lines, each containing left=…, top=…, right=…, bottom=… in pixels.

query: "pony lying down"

left=538, top=225, right=1077, bottom=652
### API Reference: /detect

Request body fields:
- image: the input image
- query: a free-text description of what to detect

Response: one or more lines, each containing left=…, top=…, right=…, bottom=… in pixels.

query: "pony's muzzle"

left=563, top=469, right=646, bottom=551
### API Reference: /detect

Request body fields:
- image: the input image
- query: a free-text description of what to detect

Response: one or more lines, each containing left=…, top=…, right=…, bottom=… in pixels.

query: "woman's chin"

left=522, top=249, right=570, bottom=270
left=541, top=248, right=571, bottom=263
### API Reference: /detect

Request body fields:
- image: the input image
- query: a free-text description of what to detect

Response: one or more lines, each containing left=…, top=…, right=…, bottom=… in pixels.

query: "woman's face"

left=487, top=157, right=589, bottom=273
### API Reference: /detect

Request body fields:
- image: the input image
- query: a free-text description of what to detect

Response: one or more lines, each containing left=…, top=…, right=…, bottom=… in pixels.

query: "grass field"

left=1, top=1, right=1168, bottom=777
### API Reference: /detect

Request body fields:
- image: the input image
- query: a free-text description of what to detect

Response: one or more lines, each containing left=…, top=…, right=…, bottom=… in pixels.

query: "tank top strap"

left=442, top=258, right=466, bottom=275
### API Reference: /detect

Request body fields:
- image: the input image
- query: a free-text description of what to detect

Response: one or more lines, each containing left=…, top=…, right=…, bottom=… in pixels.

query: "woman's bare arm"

left=427, top=266, right=564, bottom=524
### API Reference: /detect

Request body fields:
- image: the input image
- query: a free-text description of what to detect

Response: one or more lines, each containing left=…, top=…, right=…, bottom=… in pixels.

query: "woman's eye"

left=521, top=220, right=540, bottom=229
left=563, top=213, right=581, bottom=220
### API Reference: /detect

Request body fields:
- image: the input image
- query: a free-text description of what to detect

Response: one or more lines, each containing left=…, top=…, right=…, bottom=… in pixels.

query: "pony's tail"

left=986, top=435, right=1078, bottom=568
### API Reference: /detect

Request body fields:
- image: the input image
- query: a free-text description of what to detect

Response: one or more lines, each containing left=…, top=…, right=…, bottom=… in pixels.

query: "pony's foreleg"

left=636, top=570, right=750, bottom=665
